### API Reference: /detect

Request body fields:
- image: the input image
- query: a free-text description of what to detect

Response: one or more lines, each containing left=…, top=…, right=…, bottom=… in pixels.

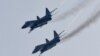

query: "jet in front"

left=32, top=30, right=64, bottom=55
left=21, top=8, right=57, bottom=33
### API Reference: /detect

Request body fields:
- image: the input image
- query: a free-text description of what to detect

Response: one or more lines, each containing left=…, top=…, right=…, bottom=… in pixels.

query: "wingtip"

left=28, top=28, right=33, bottom=33
left=54, top=30, right=56, bottom=33
left=38, top=52, right=42, bottom=56
left=28, top=30, right=31, bottom=33
left=45, top=7, right=48, bottom=9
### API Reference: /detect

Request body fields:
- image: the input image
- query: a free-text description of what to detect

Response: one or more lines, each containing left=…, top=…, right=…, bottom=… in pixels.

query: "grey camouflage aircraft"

left=32, top=30, right=64, bottom=55
left=21, top=8, right=57, bottom=33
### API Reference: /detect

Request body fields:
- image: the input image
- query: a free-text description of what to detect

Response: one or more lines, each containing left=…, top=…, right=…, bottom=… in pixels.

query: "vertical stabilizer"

left=54, top=30, right=59, bottom=39
left=45, top=8, right=51, bottom=16
left=46, top=38, right=49, bottom=43
left=37, top=16, right=40, bottom=20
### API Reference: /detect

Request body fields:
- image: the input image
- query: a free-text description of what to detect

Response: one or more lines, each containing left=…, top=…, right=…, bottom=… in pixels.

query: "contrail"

left=51, top=0, right=91, bottom=23
left=60, top=10, right=100, bottom=43
left=50, top=0, right=67, bottom=16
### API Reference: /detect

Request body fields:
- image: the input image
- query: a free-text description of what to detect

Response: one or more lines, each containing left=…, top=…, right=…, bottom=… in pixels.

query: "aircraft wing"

left=32, top=44, right=45, bottom=54
left=21, top=20, right=36, bottom=29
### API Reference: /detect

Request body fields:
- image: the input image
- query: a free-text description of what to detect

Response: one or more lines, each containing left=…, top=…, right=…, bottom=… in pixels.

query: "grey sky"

left=0, top=0, right=100, bottom=56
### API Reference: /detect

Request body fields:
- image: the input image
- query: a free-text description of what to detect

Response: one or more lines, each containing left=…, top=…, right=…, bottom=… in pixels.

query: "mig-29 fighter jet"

left=21, top=8, right=57, bottom=33
left=32, top=30, right=64, bottom=56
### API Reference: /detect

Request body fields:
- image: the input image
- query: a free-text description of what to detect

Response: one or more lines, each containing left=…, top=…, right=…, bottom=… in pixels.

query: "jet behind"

left=32, top=30, right=64, bottom=55
left=21, top=8, right=57, bottom=33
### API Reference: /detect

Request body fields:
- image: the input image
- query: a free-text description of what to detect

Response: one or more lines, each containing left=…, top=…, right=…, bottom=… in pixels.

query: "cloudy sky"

left=0, top=0, right=100, bottom=56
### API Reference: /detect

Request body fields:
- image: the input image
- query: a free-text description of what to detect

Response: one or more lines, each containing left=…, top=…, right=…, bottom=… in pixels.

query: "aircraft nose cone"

left=21, top=26, right=24, bottom=29
left=32, top=51, right=36, bottom=54
left=21, top=25, right=27, bottom=29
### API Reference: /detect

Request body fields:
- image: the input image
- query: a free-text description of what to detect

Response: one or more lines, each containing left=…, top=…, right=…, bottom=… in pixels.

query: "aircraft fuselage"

left=40, top=38, right=60, bottom=54
left=31, top=15, right=52, bottom=29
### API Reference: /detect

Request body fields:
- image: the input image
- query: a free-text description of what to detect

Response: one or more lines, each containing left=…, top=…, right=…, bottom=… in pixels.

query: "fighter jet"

left=32, top=30, right=64, bottom=55
left=21, top=8, right=57, bottom=33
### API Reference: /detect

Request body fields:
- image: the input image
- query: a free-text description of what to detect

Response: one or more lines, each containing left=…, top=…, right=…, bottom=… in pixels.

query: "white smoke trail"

left=60, top=10, right=100, bottom=43
left=51, top=0, right=91, bottom=23
left=50, top=0, right=67, bottom=16
left=57, top=0, right=68, bottom=9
